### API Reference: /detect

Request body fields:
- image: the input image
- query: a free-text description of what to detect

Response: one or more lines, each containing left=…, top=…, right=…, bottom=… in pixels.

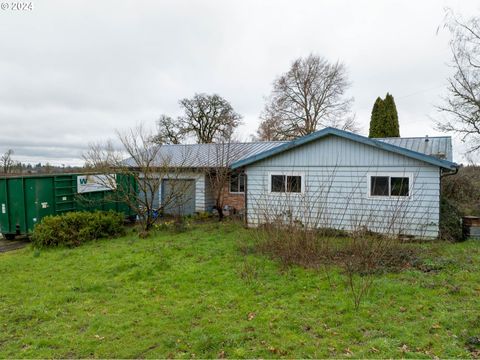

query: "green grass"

left=0, top=221, right=479, bottom=358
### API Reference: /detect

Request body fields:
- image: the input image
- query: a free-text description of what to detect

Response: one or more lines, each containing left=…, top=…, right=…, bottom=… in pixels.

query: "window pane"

left=391, top=177, right=409, bottom=196
left=371, top=176, right=389, bottom=196
left=287, top=176, right=301, bottom=193
left=238, top=174, right=245, bottom=193
left=230, top=174, right=239, bottom=192
left=271, top=175, right=285, bottom=192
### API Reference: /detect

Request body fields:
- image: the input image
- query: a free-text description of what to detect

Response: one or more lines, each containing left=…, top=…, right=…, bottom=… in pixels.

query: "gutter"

left=440, top=166, right=459, bottom=178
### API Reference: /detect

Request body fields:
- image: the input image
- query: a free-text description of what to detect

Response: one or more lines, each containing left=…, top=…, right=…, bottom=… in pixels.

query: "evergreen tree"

left=369, top=97, right=385, bottom=137
left=383, top=93, right=400, bottom=137
left=368, top=93, right=400, bottom=137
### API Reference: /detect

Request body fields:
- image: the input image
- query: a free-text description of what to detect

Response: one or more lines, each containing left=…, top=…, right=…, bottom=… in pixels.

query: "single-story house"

left=131, top=127, right=458, bottom=238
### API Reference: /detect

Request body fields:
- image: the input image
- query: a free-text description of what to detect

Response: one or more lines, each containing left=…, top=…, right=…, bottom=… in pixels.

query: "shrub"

left=32, top=211, right=125, bottom=248
left=439, top=198, right=463, bottom=241
left=253, top=223, right=418, bottom=273
left=442, top=166, right=480, bottom=216
left=252, top=223, right=421, bottom=310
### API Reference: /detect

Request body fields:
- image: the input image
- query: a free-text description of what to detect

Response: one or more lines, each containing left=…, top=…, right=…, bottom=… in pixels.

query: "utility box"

left=0, top=173, right=136, bottom=239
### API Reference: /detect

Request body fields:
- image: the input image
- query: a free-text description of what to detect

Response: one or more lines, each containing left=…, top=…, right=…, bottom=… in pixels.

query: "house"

left=231, top=128, right=458, bottom=238
left=132, top=127, right=457, bottom=238
left=125, top=141, right=287, bottom=215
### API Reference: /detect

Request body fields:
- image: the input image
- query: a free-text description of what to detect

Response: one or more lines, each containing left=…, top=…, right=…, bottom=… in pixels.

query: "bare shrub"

left=254, top=224, right=417, bottom=273
left=83, top=124, right=192, bottom=233
left=252, top=223, right=419, bottom=310
left=442, top=165, right=480, bottom=216
left=248, top=167, right=427, bottom=310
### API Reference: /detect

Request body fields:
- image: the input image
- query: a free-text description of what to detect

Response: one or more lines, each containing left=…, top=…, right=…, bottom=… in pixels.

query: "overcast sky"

left=0, top=0, right=479, bottom=166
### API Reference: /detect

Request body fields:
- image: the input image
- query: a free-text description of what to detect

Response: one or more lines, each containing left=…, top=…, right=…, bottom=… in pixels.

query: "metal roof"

left=124, top=141, right=287, bottom=168
left=231, top=128, right=458, bottom=170
left=376, top=136, right=453, bottom=161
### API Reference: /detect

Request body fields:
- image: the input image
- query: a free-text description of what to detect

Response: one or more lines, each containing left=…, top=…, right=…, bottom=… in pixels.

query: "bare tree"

left=255, top=115, right=284, bottom=141
left=1, top=149, right=15, bottom=174
left=83, top=124, right=190, bottom=233
left=179, top=93, right=242, bottom=143
left=154, top=114, right=183, bottom=145
left=436, top=11, right=480, bottom=153
left=258, top=54, right=357, bottom=140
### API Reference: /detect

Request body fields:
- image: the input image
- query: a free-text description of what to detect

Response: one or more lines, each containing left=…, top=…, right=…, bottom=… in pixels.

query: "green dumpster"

left=0, top=173, right=136, bottom=239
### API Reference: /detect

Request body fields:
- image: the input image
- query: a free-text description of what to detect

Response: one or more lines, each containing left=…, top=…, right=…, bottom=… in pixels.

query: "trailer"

left=0, top=173, right=136, bottom=239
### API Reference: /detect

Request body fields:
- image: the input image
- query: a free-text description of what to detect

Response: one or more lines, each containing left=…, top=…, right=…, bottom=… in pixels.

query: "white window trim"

left=229, top=173, right=245, bottom=194
left=367, top=172, right=413, bottom=199
left=268, top=171, right=305, bottom=194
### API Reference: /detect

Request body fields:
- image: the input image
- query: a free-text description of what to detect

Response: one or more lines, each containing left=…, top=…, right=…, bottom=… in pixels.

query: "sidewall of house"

left=244, top=135, right=441, bottom=238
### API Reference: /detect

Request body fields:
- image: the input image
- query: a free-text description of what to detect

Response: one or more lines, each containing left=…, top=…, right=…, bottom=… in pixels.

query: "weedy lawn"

left=0, top=222, right=479, bottom=358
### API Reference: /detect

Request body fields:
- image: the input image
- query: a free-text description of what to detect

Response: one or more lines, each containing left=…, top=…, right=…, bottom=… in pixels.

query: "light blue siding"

left=245, top=135, right=442, bottom=238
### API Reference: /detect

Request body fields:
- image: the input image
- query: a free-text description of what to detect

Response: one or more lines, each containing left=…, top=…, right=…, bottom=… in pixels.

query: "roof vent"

left=425, top=135, right=429, bottom=142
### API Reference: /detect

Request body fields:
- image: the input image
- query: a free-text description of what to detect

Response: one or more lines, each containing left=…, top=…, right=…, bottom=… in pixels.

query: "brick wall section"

left=221, top=182, right=245, bottom=211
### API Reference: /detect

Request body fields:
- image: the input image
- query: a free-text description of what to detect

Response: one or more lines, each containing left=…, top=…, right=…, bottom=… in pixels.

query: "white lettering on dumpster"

left=77, top=174, right=116, bottom=193
left=1, top=204, right=5, bottom=214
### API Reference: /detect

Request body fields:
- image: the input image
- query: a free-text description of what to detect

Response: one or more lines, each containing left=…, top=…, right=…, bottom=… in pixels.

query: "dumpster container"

left=0, top=173, right=136, bottom=239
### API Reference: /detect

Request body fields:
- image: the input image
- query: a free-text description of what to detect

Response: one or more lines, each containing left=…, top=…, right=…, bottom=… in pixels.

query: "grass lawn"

left=0, top=221, right=479, bottom=358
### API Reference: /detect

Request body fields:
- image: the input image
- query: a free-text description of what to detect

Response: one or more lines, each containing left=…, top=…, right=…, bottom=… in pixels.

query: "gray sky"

left=0, top=0, right=479, bottom=166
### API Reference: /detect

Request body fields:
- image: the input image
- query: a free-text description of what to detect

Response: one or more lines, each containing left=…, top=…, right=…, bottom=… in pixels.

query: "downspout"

left=439, top=165, right=459, bottom=239
left=243, top=168, right=248, bottom=228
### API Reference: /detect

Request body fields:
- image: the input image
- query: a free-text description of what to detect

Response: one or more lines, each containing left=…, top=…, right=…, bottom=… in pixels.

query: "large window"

left=230, top=173, right=245, bottom=193
left=270, top=174, right=303, bottom=193
left=370, top=175, right=410, bottom=197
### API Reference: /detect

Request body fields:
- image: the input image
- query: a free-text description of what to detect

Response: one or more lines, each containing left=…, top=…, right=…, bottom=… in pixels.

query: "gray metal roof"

left=124, top=141, right=288, bottom=168
left=126, top=132, right=454, bottom=169
left=231, top=128, right=457, bottom=170
left=376, top=136, right=453, bottom=161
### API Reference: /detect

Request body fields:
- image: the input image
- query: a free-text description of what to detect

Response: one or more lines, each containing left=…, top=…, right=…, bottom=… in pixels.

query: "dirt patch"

left=0, top=238, right=29, bottom=253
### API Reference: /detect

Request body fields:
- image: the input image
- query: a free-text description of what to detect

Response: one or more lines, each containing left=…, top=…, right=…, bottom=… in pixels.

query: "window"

left=230, top=173, right=245, bottom=193
left=370, top=175, right=410, bottom=197
left=270, top=174, right=302, bottom=193
left=271, top=175, right=285, bottom=192
left=287, top=175, right=302, bottom=193
left=370, top=176, right=389, bottom=196
left=390, top=177, right=409, bottom=196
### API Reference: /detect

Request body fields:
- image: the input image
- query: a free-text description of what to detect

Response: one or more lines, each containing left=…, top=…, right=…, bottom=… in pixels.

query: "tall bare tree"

left=154, top=114, right=183, bottom=145
left=1, top=149, right=15, bottom=174
left=258, top=54, right=357, bottom=140
left=83, top=124, right=190, bottom=232
left=179, top=93, right=242, bottom=143
left=436, top=11, right=480, bottom=153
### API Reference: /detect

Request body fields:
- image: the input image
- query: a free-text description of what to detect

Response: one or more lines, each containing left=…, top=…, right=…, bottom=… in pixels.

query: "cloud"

left=0, top=0, right=479, bottom=165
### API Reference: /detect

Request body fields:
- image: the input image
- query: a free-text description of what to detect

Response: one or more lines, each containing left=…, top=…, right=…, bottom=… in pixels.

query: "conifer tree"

left=383, top=93, right=400, bottom=137
left=369, top=97, right=385, bottom=137
left=368, top=93, right=400, bottom=137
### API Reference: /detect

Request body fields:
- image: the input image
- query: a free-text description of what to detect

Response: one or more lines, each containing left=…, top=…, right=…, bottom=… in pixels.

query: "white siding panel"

left=245, top=135, right=441, bottom=238
left=204, top=175, right=216, bottom=211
